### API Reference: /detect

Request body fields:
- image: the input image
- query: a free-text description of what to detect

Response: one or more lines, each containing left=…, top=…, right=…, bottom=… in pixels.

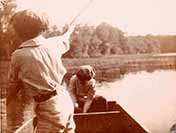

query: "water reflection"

left=96, top=70, right=176, bottom=133
left=4, top=70, right=176, bottom=133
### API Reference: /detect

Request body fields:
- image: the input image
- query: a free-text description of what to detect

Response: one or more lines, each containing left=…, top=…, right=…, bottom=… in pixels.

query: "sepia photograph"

left=0, top=0, right=176, bottom=133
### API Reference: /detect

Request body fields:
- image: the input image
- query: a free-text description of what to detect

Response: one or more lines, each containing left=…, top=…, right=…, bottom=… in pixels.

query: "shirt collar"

left=18, top=35, right=46, bottom=48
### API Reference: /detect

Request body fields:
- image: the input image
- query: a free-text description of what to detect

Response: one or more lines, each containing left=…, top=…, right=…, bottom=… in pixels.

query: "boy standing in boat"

left=7, top=9, right=75, bottom=133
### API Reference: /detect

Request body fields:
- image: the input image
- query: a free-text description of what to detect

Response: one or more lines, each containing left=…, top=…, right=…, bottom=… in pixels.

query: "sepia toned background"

left=1, top=0, right=176, bottom=133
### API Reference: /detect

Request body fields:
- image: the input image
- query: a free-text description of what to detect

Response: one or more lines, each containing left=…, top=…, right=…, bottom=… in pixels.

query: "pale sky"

left=16, top=0, right=176, bottom=35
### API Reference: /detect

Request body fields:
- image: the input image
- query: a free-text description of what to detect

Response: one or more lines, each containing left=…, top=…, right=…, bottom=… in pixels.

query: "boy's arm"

left=83, top=79, right=96, bottom=113
left=87, top=79, right=96, bottom=99
left=7, top=54, right=21, bottom=105
left=7, top=80, right=22, bottom=105
left=44, top=24, right=75, bottom=54
left=42, top=24, right=69, bottom=38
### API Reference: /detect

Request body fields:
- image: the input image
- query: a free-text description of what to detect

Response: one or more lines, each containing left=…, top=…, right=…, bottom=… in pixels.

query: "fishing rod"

left=69, top=0, right=94, bottom=26
left=44, top=0, right=94, bottom=38
left=64, top=0, right=94, bottom=34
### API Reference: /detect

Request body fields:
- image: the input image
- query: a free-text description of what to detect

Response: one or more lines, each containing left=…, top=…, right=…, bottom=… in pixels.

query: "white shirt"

left=8, top=35, right=69, bottom=97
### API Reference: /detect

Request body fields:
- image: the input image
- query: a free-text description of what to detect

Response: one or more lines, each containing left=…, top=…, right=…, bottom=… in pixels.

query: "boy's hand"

left=75, top=103, right=79, bottom=108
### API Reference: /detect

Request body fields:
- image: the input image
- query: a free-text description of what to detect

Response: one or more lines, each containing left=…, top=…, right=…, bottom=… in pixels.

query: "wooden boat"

left=15, top=101, right=150, bottom=133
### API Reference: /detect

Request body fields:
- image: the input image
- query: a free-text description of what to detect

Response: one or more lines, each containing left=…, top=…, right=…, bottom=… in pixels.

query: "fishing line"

left=69, top=0, right=94, bottom=26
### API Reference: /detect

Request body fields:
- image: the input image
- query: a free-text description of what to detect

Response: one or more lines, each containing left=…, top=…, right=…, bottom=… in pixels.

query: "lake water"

left=1, top=70, right=176, bottom=133
left=96, top=70, right=176, bottom=133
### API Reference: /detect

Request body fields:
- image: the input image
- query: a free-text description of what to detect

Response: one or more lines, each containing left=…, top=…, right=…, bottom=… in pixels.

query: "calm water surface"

left=1, top=70, right=176, bottom=133
left=96, top=70, right=176, bottom=133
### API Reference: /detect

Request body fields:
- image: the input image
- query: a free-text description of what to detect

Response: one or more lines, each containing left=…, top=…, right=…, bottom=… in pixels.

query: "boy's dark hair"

left=76, top=65, right=95, bottom=81
left=10, top=10, right=49, bottom=41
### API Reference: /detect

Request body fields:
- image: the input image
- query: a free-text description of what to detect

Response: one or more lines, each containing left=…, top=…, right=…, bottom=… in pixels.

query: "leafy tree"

left=0, top=0, right=17, bottom=59
left=156, top=35, right=176, bottom=53
left=63, top=22, right=127, bottom=58
left=63, top=24, right=94, bottom=58
left=93, top=23, right=127, bottom=55
left=127, top=35, right=160, bottom=54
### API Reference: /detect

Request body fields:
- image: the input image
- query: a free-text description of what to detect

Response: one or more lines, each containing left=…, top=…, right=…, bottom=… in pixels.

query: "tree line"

left=0, top=0, right=176, bottom=59
left=63, top=23, right=161, bottom=58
